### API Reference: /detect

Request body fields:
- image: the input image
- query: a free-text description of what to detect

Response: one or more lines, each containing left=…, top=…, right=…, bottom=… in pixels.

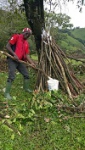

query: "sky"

left=0, top=0, right=85, bottom=28
left=64, top=1, right=85, bottom=28
left=44, top=0, right=85, bottom=28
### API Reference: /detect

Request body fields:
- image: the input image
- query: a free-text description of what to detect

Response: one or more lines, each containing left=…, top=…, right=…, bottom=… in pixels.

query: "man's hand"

left=26, top=55, right=36, bottom=68
left=14, top=53, right=19, bottom=61
left=30, top=62, right=36, bottom=68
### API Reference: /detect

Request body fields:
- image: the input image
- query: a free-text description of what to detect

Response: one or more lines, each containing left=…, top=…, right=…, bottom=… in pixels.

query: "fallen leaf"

left=44, top=117, right=51, bottom=123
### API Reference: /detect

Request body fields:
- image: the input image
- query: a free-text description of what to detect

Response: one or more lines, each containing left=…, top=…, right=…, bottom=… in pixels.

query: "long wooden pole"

left=0, top=51, right=49, bottom=79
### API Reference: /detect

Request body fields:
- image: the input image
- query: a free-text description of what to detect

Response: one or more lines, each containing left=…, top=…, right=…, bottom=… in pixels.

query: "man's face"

left=23, top=32, right=31, bottom=39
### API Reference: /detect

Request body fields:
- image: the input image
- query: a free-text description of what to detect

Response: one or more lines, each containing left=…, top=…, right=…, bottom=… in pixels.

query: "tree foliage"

left=0, top=8, right=35, bottom=51
left=45, top=11, right=73, bottom=29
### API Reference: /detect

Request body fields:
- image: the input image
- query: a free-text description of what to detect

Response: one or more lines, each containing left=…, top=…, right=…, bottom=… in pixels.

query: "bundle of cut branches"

left=36, top=38, right=83, bottom=99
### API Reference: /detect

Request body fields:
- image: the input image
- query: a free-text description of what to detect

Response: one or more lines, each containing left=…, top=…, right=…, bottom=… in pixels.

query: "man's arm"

left=26, top=54, right=36, bottom=67
left=6, top=42, right=19, bottom=60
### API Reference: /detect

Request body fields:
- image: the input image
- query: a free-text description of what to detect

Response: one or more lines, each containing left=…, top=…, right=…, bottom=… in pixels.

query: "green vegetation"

left=1, top=8, right=85, bottom=56
left=0, top=4, right=85, bottom=150
left=0, top=68, right=85, bottom=150
left=57, top=29, right=85, bottom=54
left=59, top=33, right=85, bottom=53
left=44, top=12, right=85, bottom=55
left=0, top=9, right=36, bottom=51
left=71, top=28, right=85, bottom=40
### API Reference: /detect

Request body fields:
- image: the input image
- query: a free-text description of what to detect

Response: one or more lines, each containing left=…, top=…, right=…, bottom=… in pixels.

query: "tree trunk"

left=23, top=0, right=45, bottom=59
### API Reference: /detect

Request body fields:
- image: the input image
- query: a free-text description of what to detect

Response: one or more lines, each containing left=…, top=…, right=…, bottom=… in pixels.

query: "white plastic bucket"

left=47, top=77, right=59, bottom=91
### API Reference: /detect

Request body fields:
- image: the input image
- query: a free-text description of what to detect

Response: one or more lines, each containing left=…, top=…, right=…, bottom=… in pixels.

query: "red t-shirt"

left=9, top=34, right=30, bottom=60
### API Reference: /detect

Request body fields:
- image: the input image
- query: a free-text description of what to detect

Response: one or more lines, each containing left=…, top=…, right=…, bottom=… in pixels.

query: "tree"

left=23, top=0, right=44, bottom=59
left=45, top=11, right=73, bottom=29
left=23, top=0, right=85, bottom=56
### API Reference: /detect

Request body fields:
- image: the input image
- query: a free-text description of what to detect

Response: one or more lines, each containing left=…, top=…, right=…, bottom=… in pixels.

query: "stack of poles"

left=35, top=38, right=83, bottom=99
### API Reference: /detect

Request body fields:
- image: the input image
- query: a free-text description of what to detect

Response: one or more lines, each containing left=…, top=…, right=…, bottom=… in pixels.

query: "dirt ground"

left=0, top=57, right=8, bottom=72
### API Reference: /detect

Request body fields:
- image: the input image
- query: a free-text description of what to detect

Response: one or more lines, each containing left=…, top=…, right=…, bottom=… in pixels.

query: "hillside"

left=71, top=28, right=85, bottom=41
left=58, top=28, right=85, bottom=57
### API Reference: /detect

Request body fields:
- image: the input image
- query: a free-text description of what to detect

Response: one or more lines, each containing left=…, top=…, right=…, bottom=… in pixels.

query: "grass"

left=30, top=53, right=38, bottom=61
left=71, top=28, right=85, bottom=40
left=0, top=70, right=85, bottom=150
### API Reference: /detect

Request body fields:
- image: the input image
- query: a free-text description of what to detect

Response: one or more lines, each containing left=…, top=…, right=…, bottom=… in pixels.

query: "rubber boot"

left=23, top=79, right=32, bottom=93
left=4, top=82, right=12, bottom=100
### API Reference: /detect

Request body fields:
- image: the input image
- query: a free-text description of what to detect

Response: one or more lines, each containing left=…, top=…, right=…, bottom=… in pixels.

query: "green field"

left=0, top=68, right=85, bottom=150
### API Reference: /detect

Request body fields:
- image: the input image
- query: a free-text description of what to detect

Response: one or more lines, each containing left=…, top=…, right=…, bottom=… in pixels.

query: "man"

left=5, top=28, right=35, bottom=100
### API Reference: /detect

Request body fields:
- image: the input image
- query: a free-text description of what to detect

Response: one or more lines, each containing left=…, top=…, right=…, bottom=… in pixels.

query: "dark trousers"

left=7, top=58, right=29, bottom=82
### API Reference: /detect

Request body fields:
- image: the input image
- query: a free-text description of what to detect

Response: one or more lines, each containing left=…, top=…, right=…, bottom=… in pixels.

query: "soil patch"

left=0, top=58, right=8, bottom=72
